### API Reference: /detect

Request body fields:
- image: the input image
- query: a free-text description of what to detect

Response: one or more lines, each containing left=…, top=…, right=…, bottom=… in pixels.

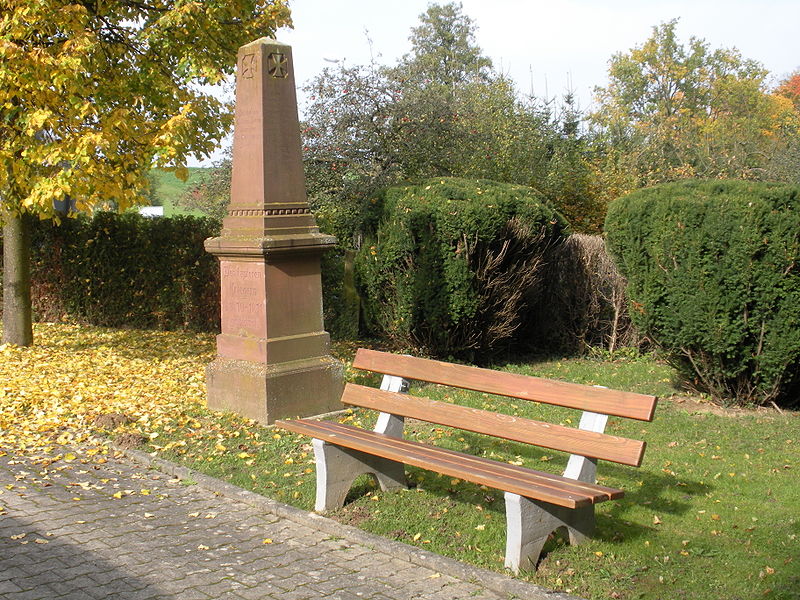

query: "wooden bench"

left=276, top=349, right=658, bottom=572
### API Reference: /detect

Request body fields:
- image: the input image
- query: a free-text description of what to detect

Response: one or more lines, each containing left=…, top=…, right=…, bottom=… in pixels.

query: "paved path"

left=0, top=449, right=569, bottom=600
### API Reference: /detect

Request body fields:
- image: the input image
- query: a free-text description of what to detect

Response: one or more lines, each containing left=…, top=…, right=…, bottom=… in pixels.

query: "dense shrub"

left=355, top=177, right=567, bottom=358
left=526, top=234, right=639, bottom=354
left=21, top=213, right=222, bottom=330
left=606, top=180, right=800, bottom=407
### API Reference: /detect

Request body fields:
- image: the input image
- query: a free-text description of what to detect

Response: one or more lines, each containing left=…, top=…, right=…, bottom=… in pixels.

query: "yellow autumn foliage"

left=0, top=0, right=291, bottom=218
left=0, top=323, right=214, bottom=455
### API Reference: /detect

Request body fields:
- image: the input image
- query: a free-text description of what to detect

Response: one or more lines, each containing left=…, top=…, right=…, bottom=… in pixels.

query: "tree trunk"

left=2, top=211, right=33, bottom=346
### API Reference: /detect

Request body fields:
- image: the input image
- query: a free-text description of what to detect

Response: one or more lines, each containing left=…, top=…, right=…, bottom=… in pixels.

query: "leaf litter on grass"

left=0, top=323, right=214, bottom=465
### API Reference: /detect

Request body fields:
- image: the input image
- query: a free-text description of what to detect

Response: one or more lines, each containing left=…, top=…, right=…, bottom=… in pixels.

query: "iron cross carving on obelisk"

left=204, top=39, right=342, bottom=424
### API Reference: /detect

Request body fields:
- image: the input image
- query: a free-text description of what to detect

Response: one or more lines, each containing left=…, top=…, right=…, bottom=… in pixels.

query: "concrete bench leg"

left=312, top=373, right=410, bottom=513
left=312, top=439, right=407, bottom=512
left=504, top=492, right=595, bottom=573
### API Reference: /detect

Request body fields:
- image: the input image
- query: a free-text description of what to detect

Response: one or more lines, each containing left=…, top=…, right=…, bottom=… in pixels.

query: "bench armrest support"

left=374, top=374, right=409, bottom=437
left=311, top=372, right=412, bottom=512
left=505, top=493, right=595, bottom=573
left=563, top=411, right=608, bottom=483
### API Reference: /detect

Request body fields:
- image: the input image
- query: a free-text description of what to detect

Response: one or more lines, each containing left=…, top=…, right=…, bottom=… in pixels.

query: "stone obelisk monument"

left=204, top=39, right=342, bottom=424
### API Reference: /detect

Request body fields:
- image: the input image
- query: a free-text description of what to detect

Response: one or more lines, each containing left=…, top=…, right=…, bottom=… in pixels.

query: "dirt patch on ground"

left=336, top=504, right=373, bottom=527
left=93, top=412, right=133, bottom=430
left=114, top=432, right=146, bottom=449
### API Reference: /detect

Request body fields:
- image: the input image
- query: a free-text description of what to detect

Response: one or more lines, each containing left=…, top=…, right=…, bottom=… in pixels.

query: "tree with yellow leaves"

left=0, top=0, right=290, bottom=345
left=592, top=20, right=800, bottom=186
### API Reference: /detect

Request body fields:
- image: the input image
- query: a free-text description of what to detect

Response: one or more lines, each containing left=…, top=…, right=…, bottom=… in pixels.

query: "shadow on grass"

left=335, top=429, right=712, bottom=550
left=603, top=459, right=711, bottom=506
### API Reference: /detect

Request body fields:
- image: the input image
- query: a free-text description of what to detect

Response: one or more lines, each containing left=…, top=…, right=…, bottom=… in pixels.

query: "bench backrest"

left=353, top=349, right=657, bottom=421
left=350, top=349, right=658, bottom=468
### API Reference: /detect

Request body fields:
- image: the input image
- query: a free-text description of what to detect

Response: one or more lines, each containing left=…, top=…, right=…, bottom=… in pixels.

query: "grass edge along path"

left=0, top=323, right=797, bottom=600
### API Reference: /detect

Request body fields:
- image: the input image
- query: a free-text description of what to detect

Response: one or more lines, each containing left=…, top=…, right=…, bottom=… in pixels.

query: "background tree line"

left=181, top=4, right=800, bottom=243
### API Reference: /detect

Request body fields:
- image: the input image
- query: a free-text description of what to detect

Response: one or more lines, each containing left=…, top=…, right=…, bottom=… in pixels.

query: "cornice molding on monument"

left=204, top=232, right=337, bottom=260
left=227, top=207, right=312, bottom=217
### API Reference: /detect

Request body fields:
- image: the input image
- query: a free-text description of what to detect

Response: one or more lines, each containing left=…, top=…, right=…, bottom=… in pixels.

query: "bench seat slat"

left=343, top=383, right=646, bottom=467
left=353, top=349, right=657, bottom=421
left=278, top=419, right=598, bottom=508
left=276, top=419, right=624, bottom=509
left=300, top=420, right=623, bottom=502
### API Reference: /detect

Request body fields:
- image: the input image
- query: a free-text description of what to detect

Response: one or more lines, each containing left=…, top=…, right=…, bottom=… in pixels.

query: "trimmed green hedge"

left=605, top=180, right=800, bottom=407
left=356, top=177, right=567, bottom=358
left=23, top=213, right=221, bottom=330
left=2, top=212, right=354, bottom=339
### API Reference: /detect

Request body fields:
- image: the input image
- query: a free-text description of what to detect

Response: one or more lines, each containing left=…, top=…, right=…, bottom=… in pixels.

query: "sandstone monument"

left=205, top=39, right=342, bottom=423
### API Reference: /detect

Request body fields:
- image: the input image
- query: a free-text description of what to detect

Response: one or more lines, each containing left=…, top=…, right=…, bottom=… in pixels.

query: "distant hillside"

left=150, top=167, right=212, bottom=216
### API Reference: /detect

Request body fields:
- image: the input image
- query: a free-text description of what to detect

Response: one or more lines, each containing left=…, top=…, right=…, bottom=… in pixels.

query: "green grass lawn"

left=1, top=325, right=797, bottom=599
left=150, top=167, right=211, bottom=216
left=147, top=348, right=798, bottom=600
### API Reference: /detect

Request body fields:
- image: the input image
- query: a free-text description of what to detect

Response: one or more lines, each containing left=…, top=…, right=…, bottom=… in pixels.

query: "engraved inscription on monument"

left=220, top=262, right=266, bottom=336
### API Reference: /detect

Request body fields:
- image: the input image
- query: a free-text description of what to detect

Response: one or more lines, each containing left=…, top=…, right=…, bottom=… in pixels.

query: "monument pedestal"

left=204, top=39, right=343, bottom=424
left=205, top=235, right=343, bottom=423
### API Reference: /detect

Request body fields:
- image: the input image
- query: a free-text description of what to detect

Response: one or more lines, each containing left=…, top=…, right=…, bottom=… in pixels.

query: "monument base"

left=206, top=355, right=344, bottom=424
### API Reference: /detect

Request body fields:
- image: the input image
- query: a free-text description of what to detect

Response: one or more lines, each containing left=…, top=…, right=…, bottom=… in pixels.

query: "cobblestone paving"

left=0, top=450, right=509, bottom=600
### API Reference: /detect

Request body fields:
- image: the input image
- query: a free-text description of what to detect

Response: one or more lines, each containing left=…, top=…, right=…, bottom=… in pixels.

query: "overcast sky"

left=191, top=0, right=799, bottom=165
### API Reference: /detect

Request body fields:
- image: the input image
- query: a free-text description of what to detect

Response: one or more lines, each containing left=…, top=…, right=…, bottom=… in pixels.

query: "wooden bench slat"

left=301, top=419, right=624, bottom=501
left=353, top=349, right=658, bottom=421
left=342, top=383, right=647, bottom=467
left=278, top=419, right=596, bottom=508
left=314, top=420, right=624, bottom=502
left=276, top=419, right=623, bottom=508
left=284, top=419, right=623, bottom=505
